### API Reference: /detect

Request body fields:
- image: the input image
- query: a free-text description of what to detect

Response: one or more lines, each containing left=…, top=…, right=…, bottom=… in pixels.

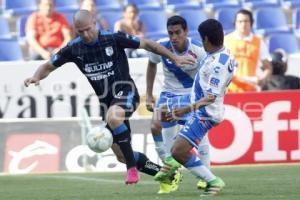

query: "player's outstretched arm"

left=163, top=95, right=216, bottom=122
left=146, top=61, right=157, bottom=112
left=24, top=61, right=56, bottom=87
left=139, top=38, right=195, bottom=67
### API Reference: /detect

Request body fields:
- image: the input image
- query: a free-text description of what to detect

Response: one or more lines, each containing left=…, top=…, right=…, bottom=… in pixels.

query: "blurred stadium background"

left=0, top=0, right=300, bottom=199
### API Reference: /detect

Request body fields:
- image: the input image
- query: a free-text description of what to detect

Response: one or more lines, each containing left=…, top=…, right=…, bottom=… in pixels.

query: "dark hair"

left=235, top=9, right=254, bottom=26
left=198, top=19, right=224, bottom=46
left=270, top=50, right=287, bottom=75
left=167, top=15, right=187, bottom=30
left=124, top=3, right=139, bottom=13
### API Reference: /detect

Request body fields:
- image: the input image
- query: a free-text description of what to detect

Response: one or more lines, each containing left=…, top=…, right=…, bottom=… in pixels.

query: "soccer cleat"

left=196, top=179, right=207, bottom=190
left=154, top=156, right=181, bottom=182
left=200, top=177, right=225, bottom=196
left=125, top=167, right=140, bottom=185
left=157, top=171, right=183, bottom=194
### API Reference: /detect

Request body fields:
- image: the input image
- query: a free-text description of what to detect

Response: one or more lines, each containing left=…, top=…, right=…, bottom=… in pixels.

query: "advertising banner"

left=210, top=91, right=300, bottom=165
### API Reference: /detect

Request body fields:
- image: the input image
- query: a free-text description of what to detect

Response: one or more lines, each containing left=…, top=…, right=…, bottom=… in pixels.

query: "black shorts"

left=99, top=86, right=140, bottom=119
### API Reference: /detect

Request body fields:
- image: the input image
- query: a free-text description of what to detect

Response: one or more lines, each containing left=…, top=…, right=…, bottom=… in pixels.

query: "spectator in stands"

left=114, top=3, right=146, bottom=57
left=80, top=0, right=109, bottom=30
left=261, top=49, right=300, bottom=90
left=224, top=9, right=272, bottom=92
left=26, top=0, right=72, bottom=60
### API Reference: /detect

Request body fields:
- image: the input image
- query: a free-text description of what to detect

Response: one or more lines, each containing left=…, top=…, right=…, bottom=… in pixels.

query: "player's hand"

left=24, top=77, right=40, bottom=87
left=172, top=107, right=189, bottom=118
left=174, top=55, right=195, bottom=67
left=160, top=105, right=170, bottom=122
left=146, top=95, right=155, bottom=112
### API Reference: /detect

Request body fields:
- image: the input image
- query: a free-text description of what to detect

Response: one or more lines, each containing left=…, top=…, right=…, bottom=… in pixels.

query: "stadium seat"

left=0, top=39, right=23, bottom=61
left=125, top=0, right=162, bottom=10
left=165, top=0, right=202, bottom=11
left=95, top=0, right=122, bottom=11
left=0, top=16, right=11, bottom=39
left=203, top=0, right=240, bottom=9
left=101, top=11, right=123, bottom=31
left=55, top=0, right=79, bottom=12
left=267, top=32, right=300, bottom=54
left=241, top=0, right=280, bottom=8
left=2, top=0, right=37, bottom=16
left=139, top=10, right=168, bottom=40
left=62, top=12, right=75, bottom=25
left=16, top=15, right=29, bottom=43
left=281, top=0, right=300, bottom=8
left=254, top=7, right=290, bottom=35
left=178, top=9, right=208, bottom=37
left=215, top=7, right=240, bottom=34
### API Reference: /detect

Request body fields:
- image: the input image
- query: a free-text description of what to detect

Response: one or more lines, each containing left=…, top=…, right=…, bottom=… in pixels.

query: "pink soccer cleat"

left=125, top=167, right=140, bottom=185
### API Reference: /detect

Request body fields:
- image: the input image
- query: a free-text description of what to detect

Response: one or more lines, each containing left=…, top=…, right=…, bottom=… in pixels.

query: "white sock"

left=162, top=125, right=180, bottom=157
left=152, top=134, right=167, bottom=161
left=198, top=134, right=210, bottom=169
left=184, top=154, right=216, bottom=182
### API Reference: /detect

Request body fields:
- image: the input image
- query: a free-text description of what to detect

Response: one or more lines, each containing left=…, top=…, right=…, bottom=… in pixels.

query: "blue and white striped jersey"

left=149, top=37, right=206, bottom=95
left=191, top=47, right=236, bottom=123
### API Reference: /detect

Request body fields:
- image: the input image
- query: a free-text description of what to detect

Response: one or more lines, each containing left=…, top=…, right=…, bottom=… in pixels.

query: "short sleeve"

left=113, top=31, right=140, bottom=49
left=148, top=51, right=161, bottom=64
left=50, top=44, right=72, bottom=67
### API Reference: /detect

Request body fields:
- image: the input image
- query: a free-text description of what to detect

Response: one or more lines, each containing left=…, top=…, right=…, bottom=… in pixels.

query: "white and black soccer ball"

left=86, top=126, right=113, bottom=153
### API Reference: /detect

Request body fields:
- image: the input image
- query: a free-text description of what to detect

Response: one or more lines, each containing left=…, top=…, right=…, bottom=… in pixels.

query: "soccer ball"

left=86, top=126, right=113, bottom=153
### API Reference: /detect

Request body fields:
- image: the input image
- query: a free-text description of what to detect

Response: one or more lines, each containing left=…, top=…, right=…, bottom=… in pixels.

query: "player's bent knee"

left=171, top=146, right=182, bottom=159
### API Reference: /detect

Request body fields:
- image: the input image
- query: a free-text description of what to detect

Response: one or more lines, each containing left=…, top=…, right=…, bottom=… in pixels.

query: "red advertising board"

left=4, top=134, right=61, bottom=173
left=209, top=90, right=300, bottom=165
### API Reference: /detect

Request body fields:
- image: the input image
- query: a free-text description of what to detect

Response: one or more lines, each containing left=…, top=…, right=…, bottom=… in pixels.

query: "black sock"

left=134, top=151, right=161, bottom=176
left=112, top=123, right=136, bottom=169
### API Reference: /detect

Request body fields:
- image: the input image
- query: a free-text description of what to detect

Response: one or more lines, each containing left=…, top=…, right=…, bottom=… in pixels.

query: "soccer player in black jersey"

left=24, top=10, right=194, bottom=185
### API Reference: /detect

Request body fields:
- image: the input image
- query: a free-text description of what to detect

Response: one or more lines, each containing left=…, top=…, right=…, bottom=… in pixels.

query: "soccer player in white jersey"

left=154, top=19, right=236, bottom=196
left=146, top=15, right=209, bottom=193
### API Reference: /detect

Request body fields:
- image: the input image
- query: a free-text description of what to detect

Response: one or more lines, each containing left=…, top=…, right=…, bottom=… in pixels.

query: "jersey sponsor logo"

left=84, top=61, right=113, bottom=73
left=87, top=71, right=115, bottom=81
left=115, top=91, right=123, bottom=99
left=213, top=66, right=221, bottom=74
left=209, top=77, right=220, bottom=87
left=105, top=46, right=114, bottom=56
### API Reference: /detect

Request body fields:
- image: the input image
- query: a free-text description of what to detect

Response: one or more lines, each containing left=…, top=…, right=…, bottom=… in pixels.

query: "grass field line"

left=36, top=174, right=157, bottom=185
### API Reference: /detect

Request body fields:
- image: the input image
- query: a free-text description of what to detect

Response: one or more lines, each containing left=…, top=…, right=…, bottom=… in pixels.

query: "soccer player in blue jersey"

left=146, top=15, right=210, bottom=193
left=24, top=10, right=194, bottom=185
left=154, top=19, right=236, bottom=196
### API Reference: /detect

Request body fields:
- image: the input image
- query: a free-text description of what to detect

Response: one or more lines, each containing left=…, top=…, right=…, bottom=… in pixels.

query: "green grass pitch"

left=0, top=164, right=299, bottom=200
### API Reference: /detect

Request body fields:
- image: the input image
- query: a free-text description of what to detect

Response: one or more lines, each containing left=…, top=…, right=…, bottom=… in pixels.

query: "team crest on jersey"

left=105, top=46, right=114, bottom=56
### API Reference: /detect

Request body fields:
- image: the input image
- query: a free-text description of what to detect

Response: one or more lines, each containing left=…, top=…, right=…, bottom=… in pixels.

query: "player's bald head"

left=74, top=10, right=94, bottom=26
left=74, top=10, right=98, bottom=43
